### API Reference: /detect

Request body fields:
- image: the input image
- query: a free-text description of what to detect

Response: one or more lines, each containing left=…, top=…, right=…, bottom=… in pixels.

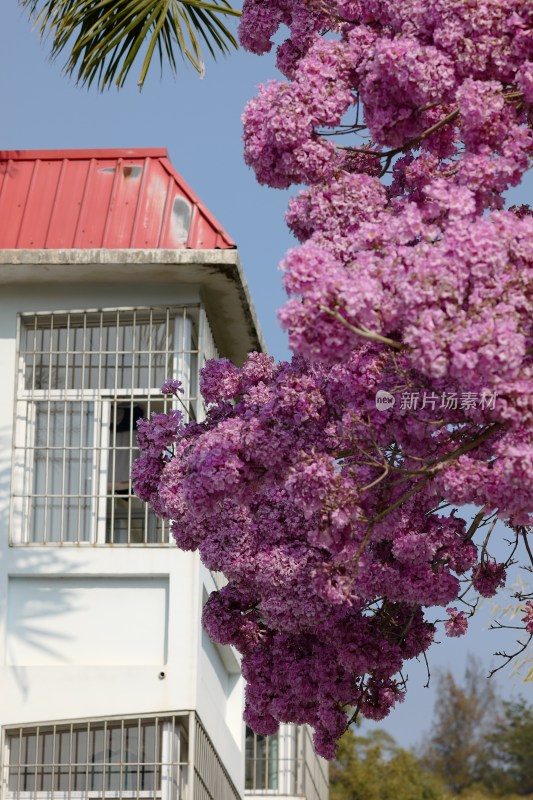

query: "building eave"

left=0, top=248, right=265, bottom=365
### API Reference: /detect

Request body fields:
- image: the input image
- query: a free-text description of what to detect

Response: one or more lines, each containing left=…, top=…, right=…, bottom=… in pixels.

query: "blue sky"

left=2, top=1, right=531, bottom=749
left=2, top=2, right=294, bottom=358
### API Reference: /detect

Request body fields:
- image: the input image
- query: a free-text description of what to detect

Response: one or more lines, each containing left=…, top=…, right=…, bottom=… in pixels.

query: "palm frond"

left=21, top=0, right=240, bottom=90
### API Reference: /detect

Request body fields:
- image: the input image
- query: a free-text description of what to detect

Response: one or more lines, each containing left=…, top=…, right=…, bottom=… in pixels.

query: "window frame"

left=244, top=727, right=279, bottom=794
left=2, top=713, right=241, bottom=800
left=10, top=305, right=211, bottom=547
left=3, top=716, right=185, bottom=800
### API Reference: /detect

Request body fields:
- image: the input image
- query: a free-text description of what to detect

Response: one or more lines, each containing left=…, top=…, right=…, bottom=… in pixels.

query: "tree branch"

left=319, top=305, right=403, bottom=350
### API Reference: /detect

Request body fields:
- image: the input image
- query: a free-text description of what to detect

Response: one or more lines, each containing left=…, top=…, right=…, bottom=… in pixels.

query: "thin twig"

left=422, top=650, right=431, bottom=688
left=320, top=305, right=403, bottom=350
left=397, top=605, right=419, bottom=644
left=360, top=465, right=390, bottom=492
left=488, top=634, right=532, bottom=677
left=521, top=526, right=533, bottom=567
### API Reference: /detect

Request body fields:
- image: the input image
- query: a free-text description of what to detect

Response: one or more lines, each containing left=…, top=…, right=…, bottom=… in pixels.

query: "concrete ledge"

left=0, top=249, right=266, bottom=364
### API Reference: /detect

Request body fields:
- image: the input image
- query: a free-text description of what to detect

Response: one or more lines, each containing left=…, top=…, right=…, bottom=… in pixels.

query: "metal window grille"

left=4, top=715, right=186, bottom=799
left=244, top=728, right=279, bottom=793
left=11, top=306, right=211, bottom=546
left=197, top=310, right=218, bottom=372
left=244, top=726, right=329, bottom=799
left=3, top=713, right=239, bottom=800
left=295, top=727, right=329, bottom=800
left=192, top=717, right=241, bottom=800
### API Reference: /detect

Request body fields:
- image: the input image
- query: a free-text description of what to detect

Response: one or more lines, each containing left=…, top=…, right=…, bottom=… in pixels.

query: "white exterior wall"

left=0, top=276, right=245, bottom=794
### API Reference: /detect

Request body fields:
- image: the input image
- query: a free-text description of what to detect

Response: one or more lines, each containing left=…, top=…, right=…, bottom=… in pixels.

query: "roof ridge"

left=0, top=148, right=169, bottom=161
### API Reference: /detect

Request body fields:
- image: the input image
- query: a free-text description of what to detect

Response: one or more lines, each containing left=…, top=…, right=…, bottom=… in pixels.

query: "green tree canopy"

left=419, top=660, right=533, bottom=799
left=21, top=0, right=240, bottom=90
left=420, top=660, right=500, bottom=795
left=483, top=698, right=533, bottom=797
left=330, top=727, right=446, bottom=800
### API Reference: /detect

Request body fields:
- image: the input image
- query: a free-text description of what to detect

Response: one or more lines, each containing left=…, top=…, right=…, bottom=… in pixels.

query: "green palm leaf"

left=21, top=0, right=240, bottom=90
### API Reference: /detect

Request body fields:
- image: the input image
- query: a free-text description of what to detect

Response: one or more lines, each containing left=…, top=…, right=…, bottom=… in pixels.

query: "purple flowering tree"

left=133, top=0, right=533, bottom=759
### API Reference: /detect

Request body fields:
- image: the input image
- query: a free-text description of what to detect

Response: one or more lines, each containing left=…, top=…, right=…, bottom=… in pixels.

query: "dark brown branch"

left=368, top=423, right=503, bottom=526
left=464, top=510, right=486, bottom=541
left=488, top=632, right=532, bottom=678
left=521, top=526, right=533, bottom=567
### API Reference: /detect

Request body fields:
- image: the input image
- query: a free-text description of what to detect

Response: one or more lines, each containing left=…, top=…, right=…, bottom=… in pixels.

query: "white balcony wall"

left=0, top=278, right=244, bottom=794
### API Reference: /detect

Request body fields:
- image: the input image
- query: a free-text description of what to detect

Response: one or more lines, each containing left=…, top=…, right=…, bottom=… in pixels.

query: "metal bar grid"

left=191, top=717, right=240, bottom=800
left=3, top=714, right=189, bottom=800
left=244, top=729, right=279, bottom=794
left=244, top=725, right=329, bottom=799
left=3, top=714, right=240, bottom=800
left=11, top=305, right=203, bottom=546
left=196, top=309, right=217, bottom=425
left=294, top=727, right=328, bottom=800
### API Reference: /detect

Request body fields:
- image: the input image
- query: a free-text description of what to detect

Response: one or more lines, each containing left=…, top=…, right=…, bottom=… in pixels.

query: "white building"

left=0, top=148, right=328, bottom=800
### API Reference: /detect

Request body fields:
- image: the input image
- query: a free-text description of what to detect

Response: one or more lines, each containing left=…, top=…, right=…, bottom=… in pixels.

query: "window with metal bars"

left=4, top=715, right=188, bottom=799
left=11, top=306, right=204, bottom=545
left=3, top=714, right=241, bottom=800
left=244, top=728, right=279, bottom=792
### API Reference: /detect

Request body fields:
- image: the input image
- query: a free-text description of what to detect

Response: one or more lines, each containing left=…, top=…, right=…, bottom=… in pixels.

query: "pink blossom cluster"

left=134, top=352, right=508, bottom=758
left=523, top=602, right=533, bottom=635
left=444, top=607, right=469, bottom=638
left=160, top=378, right=183, bottom=395
left=133, top=0, right=533, bottom=760
left=241, top=0, right=533, bottom=187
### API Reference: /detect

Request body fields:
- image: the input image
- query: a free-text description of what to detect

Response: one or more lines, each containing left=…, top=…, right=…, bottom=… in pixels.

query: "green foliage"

left=331, top=674, right=533, bottom=800
left=420, top=659, right=499, bottom=794
left=330, top=728, right=446, bottom=800
left=483, top=698, right=533, bottom=797
left=21, top=0, right=240, bottom=89
left=458, top=788, right=529, bottom=800
left=420, top=659, right=533, bottom=800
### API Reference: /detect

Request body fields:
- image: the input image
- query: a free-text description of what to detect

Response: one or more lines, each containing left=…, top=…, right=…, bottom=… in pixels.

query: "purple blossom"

left=161, top=378, right=183, bottom=395
left=444, top=608, right=469, bottom=638
left=472, top=562, right=507, bottom=598
left=522, top=601, right=533, bottom=635
left=131, top=0, right=533, bottom=760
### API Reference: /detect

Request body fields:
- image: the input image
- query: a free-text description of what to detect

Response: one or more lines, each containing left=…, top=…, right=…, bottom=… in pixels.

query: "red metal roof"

left=0, top=148, right=235, bottom=249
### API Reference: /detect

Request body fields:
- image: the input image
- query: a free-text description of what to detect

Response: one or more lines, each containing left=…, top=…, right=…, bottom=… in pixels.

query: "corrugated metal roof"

left=0, top=148, right=235, bottom=249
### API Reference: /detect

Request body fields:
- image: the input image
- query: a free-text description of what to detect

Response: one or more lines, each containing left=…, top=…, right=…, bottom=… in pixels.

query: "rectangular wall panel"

left=6, top=576, right=168, bottom=666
